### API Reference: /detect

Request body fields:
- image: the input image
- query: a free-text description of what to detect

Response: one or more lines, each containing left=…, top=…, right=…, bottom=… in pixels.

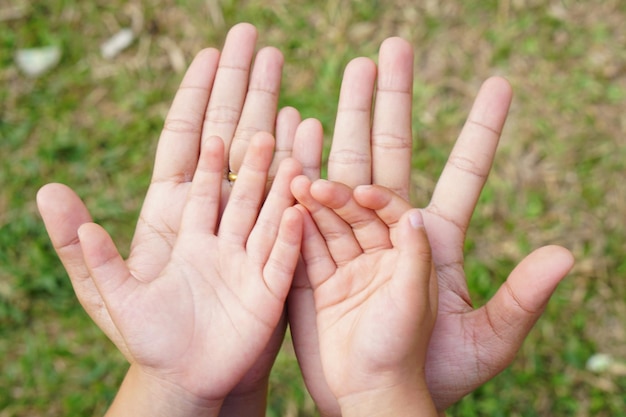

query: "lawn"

left=1, top=0, right=626, bottom=415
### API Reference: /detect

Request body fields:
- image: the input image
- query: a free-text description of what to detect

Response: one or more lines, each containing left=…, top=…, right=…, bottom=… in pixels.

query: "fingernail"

left=409, top=210, right=424, bottom=229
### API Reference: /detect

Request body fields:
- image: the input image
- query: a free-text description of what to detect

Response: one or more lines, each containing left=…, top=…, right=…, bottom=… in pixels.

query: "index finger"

left=151, top=48, right=220, bottom=183
left=427, top=76, right=513, bottom=233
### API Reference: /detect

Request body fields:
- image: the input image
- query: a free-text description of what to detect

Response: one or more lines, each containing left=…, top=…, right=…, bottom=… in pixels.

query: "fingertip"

left=309, top=178, right=330, bottom=194
left=290, top=175, right=313, bottom=201
left=480, top=76, right=513, bottom=101
left=283, top=205, right=304, bottom=227
left=37, top=183, right=90, bottom=224
left=193, top=47, right=220, bottom=62
left=277, top=106, right=302, bottom=124
left=36, top=183, right=65, bottom=207
left=400, top=209, right=429, bottom=244
left=483, top=75, right=512, bottom=90
left=379, top=36, right=412, bottom=54
left=275, top=157, right=303, bottom=185
left=229, top=22, right=258, bottom=38
left=407, top=209, right=425, bottom=229
left=256, top=45, right=284, bottom=65
left=249, top=131, right=276, bottom=153
left=77, top=222, right=100, bottom=241
left=344, top=56, right=377, bottom=76
left=77, top=223, right=107, bottom=263
left=293, top=118, right=323, bottom=176
left=290, top=174, right=311, bottom=190
left=298, top=117, right=323, bottom=131
left=309, top=179, right=352, bottom=208
left=503, top=245, right=576, bottom=316
left=353, top=183, right=376, bottom=201
left=353, top=184, right=390, bottom=210
left=528, top=245, right=576, bottom=275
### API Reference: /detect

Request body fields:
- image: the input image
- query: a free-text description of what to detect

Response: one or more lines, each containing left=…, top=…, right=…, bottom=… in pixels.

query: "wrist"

left=338, top=379, right=437, bottom=417
left=106, top=365, right=223, bottom=417
left=218, top=378, right=268, bottom=417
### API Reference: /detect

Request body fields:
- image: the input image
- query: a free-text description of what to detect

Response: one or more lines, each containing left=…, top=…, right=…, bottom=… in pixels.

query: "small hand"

left=79, top=133, right=302, bottom=405
left=287, top=36, right=416, bottom=416
left=292, top=177, right=438, bottom=416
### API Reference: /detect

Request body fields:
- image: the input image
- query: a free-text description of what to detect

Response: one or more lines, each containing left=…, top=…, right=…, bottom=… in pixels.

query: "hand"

left=286, top=37, right=575, bottom=414
left=86, top=133, right=302, bottom=412
left=37, top=23, right=306, bottom=415
left=292, top=178, right=438, bottom=417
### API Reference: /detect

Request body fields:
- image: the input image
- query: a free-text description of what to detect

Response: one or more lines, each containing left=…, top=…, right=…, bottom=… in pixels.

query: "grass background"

left=2, top=0, right=626, bottom=415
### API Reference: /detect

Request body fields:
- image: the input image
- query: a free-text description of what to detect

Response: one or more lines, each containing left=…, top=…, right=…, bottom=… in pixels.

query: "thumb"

left=78, top=222, right=137, bottom=308
left=471, top=245, right=575, bottom=371
left=396, top=210, right=433, bottom=288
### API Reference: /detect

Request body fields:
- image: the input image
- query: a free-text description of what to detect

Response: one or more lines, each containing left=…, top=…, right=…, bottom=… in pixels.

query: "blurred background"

left=1, top=0, right=626, bottom=415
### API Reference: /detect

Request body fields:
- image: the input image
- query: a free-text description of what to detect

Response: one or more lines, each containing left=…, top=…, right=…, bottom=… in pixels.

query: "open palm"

left=75, top=133, right=302, bottom=401
left=292, top=177, right=436, bottom=401
left=37, top=24, right=313, bottom=415
left=287, top=37, right=575, bottom=414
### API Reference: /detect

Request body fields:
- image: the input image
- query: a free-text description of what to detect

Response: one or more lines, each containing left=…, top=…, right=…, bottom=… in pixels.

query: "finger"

left=292, top=118, right=323, bottom=180
left=202, top=23, right=258, bottom=160
left=151, top=48, right=221, bottom=183
left=78, top=222, right=139, bottom=307
left=427, top=76, right=513, bottom=234
left=267, top=106, right=302, bottom=187
left=219, top=132, right=275, bottom=245
left=37, top=183, right=92, bottom=282
left=291, top=176, right=361, bottom=266
left=395, top=210, right=437, bottom=317
left=179, top=136, right=224, bottom=235
left=353, top=184, right=414, bottom=235
left=327, top=57, right=376, bottom=186
left=372, top=37, right=414, bottom=200
left=229, top=46, right=285, bottom=172
left=262, top=207, right=303, bottom=302
left=294, top=205, right=337, bottom=290
left=274, top=106, right=302, bottom=164
left=309, top=180, right=391, bottom=253
left=130, top=50, right=222, bottom=271
left=247, top=157, right=302, bottom=264
left=471, top=245, right=574, bottom=375
left=37, top=184, right=131, bottom=357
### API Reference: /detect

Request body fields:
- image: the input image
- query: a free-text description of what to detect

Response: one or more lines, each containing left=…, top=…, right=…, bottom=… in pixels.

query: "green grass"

left=2, top=0, right=626, bottom=415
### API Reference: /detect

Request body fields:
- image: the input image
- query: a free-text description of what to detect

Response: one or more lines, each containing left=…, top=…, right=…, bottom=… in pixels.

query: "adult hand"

left=37, top=23, right=304, bottom=416
left=287, top=36, right=574, bottom=414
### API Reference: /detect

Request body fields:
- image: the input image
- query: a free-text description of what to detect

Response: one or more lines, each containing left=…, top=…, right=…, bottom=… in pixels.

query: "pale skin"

left=292, top=178, right=439, bottom=417
left=286, top=38, right=575, bottom=415
left=37, top=24, right=576, bottom=415
left=37, top=23, right=315, bottom=417
left=83, top=132, right=303, bottom=416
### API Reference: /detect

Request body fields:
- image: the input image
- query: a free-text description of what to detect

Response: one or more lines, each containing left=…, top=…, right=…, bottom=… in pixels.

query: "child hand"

left=292, top=177, right=438, bottom=416
left=81, top=133, right=302, bottom=412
